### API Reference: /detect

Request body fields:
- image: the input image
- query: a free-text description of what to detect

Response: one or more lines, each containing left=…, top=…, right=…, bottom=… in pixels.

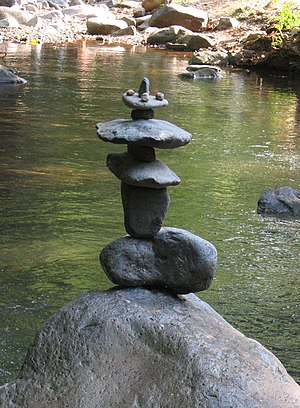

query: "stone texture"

left=0, top=64, right=27, bottom=84
left=121, top=183, right=170, bottom=237
left=127, top=144, right=155, bottom=162
left=111, top=25, right=136, bottom=37
left=142, top=0, right=164, bottom=12
left=189, top=49, right=229, bottom=66
left=122, top=92, right=168, bottom=110
left=107, top=152, right=180, bottom=188
left=100, top=227, right=217, bottom=293
left=2, top=288, right=300, bottom=408
left=0, top=7, right=35, bottom=26
left=96, top=119, right=192, bottom=149
left=180, top=65, right=223, bottom=80
left=147, top=25, right=192, bottom=45
left=149, top=5, right=208, bottom=32
left=177, top=33, right=216, bottom=50
left=87, top=17, right=127, bottom=35
left=62, top=4, right=113, bottom=19
left=257, top=186, right=300, bottom=217
left=215, top=16, right=240, bottom=30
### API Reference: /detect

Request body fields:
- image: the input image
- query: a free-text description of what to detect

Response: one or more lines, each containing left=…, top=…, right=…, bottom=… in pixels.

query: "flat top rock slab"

left=1, top=288, right=300, bottom=408
left=122, top=92, right=168, bottom=110
left=96, top=119, right=192, bottom=149
left=100, top=227, right=217, bottom=294
left=107, top=152, right=180, bottom=188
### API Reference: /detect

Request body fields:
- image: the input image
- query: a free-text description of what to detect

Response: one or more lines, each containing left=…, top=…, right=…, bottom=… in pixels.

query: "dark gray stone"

left=0, top=65, right=27, bottom=84
left=122, top=92, right=168, bottom=110
left=127, top=144, right=155, bottom=162
left=96, top=119, right=192, bottom=149
left=107, top=152, right=180, bottom=188
left=100, top=227, right=217, bottom=293
left=131, top=108, right=154, bottom=120
left=179, top=66, right=223, bottom=80
left=257, top=186, right=300, bottom=217
left=121, top=183, right=170, bottom=237
left=1, top=288, right=300, bottom=408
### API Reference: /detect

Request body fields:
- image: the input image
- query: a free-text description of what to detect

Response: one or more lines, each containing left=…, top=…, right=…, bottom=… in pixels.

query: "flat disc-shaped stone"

left=122, top=93, right=168, bottom=110
left=107, top=152, right=180, bottom=188
left=96, top=119, right=192, bottom=149
left=100, top=227, right=217, bottom=294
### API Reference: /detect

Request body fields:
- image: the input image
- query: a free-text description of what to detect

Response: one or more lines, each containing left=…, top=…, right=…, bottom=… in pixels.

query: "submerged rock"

left=1, top=288, right=300, bottom=408
left=100, top=227, right=217, bottom=293
left=257, top=186, right=300, bottom=217
left=179, top=65, right=223, bottom=80
left=0, top=65, right=27, bottom=84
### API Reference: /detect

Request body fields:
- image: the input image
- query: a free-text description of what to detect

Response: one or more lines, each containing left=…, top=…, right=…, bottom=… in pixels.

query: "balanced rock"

left=257, top=186, right=300, bottom=217
left=1, top=288, right=300, bottom=408
left=0, top=65, right=27, bottom=84
left=100, top=227, right=217, bottom=293
left=149, top=5, right=208, bottom=32
left=96, top=119, right=192, bottom=149
left=107, top=152, right=180, bottom=188
left=121, top=183, right=170, bottom=237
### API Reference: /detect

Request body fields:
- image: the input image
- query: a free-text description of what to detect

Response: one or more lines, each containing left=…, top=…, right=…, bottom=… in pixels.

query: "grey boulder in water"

left=179, top=64, right=223, bottom=80
left=0, top=64, right=27, bottom=84
left=257, top=186, right=300, bottom=217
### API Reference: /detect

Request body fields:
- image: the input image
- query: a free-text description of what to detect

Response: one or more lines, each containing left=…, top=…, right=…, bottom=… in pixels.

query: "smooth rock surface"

left=100, top=227, right=217, bottom=293
left=107, top=152, right=180, bottom=188
left=0, top=65, right=27, bottom=84
left=2, top=288, right=299, bottom=408
left=96, top=119, right=192, bottom=149
left=149, top=4, right=208, bottom=32
left=121, top=183, right=170, bottom=237
left=87, top=17, right=127, bottom=35
left=257, top=186, right=300, bottom=217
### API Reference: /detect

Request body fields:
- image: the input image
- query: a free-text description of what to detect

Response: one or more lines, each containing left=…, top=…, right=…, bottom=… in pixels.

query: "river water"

left=0, top=41, right=299, bottom=385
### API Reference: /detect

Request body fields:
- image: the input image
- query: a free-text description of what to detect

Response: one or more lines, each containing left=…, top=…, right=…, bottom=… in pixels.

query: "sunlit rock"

left=1, top=288, right=300, bottom=408
left=149, top=5, right=208, bottom=32
left=87, top=17, right=127, bottom=35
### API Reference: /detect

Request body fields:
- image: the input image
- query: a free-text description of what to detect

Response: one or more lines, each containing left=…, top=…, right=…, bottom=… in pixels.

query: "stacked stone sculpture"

left=96, top=78, right=217, bottom=294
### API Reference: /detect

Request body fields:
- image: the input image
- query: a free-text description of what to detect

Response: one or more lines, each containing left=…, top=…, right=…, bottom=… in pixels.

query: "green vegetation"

left=272, top=2, right=300, bottom=46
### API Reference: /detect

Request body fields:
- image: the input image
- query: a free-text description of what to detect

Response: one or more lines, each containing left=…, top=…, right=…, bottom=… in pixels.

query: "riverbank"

left=0, top=0, right=300, bottom=74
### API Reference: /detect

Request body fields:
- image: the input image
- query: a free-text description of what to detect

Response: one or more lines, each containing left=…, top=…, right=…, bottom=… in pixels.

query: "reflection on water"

left=0, top=41, right=299, bottom=385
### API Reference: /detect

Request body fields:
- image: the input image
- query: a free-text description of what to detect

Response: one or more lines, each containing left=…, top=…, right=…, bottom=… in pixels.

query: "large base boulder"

left=1, top=288, right=300, bottom=407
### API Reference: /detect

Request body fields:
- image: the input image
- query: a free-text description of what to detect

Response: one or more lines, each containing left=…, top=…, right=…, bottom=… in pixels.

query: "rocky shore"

left=1, top=0, right=300, bottom=74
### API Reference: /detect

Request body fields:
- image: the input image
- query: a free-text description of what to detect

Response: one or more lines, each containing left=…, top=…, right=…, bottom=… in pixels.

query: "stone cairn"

left=96, top=78, right=217, bottom=294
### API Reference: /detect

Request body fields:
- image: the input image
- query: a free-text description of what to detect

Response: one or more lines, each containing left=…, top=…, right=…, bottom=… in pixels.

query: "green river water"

left=0, top=41, right=299, bottom=385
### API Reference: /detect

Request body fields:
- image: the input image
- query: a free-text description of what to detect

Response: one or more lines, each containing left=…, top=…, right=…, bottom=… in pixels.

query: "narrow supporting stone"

left=100, top=227, right=217, bottom=294
left=131, top=109, right=154, bottom=120
left=138, top=77, right=150, bottom=97
left=127, top=144, right=156, bottom=162
left=121, top=182, right=170, bottom=238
